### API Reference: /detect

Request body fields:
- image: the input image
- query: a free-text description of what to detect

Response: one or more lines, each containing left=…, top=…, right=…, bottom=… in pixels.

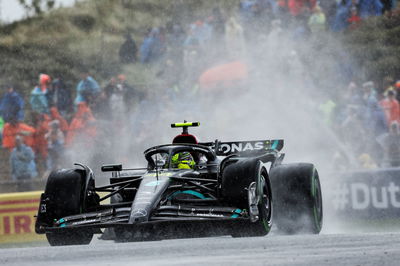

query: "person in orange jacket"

left=49, top=107, right=69, bottom=135
left=2, top=119, right=35, bottom=151
left=66, top=102, right=97, bottom=147
left=32, top=113, right=50, bottom=160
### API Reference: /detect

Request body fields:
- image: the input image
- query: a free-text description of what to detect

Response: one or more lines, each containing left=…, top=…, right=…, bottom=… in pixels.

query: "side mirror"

left=101, top=164, right=122, bottom=172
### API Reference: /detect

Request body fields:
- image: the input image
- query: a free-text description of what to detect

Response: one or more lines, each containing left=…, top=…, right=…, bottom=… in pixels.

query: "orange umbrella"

left=199, top=61, right=248, bottom=91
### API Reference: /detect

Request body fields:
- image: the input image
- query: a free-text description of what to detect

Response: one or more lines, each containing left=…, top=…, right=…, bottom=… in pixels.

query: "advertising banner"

left=0, top=191, right=45, bottom=244
left=330, top=168, right=400, bottom=220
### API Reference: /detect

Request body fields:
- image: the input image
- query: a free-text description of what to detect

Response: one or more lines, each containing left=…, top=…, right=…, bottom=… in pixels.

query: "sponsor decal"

left=145, top=180, right=164, bottom=187
left=219, top=142, right=264, bottom=154
left=0, top=191, right=45, bottom=243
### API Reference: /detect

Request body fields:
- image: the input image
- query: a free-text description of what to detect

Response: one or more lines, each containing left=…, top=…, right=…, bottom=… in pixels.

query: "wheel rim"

left=259, top=173, right=272, bottom=230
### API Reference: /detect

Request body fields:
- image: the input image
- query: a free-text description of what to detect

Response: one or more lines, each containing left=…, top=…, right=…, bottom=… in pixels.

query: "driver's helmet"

left=171, top=152, right=195, bottom=169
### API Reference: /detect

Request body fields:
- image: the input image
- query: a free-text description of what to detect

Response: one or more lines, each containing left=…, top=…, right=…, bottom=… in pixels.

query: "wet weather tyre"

left=43, top=169, right=94, bottom=245
left=270, top=163, right=323, bottom=234
left=221, top=159, right=272, bottom=237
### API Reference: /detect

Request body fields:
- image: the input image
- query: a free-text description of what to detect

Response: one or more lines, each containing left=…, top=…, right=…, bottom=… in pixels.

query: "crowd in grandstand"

left=1, top=0, right=400, bottom=186
left=0, top=72, right=138, bottom=182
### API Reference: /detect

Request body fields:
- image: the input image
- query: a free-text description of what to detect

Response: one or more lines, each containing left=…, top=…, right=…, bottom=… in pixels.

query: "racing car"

left=35, top=122, right=323, bottom=246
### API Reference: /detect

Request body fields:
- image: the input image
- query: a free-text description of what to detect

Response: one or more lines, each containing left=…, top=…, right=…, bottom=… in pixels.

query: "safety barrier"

left=0, top=191, right=45, bottom=244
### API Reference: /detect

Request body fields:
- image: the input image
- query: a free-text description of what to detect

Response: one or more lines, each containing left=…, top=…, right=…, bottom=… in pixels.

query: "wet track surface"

left=1, top=232, right=400, bottom=265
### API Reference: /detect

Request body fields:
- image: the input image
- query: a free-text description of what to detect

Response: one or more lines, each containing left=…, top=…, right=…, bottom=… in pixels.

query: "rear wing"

left=200, top=139, right=284, bottom=156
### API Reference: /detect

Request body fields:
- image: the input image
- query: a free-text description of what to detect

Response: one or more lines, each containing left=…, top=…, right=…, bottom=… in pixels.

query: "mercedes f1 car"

left=35, top=122, right=323, bottom=246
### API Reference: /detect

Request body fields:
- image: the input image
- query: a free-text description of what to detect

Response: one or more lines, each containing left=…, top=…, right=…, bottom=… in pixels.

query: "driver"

left=171, top=152, right=195, bottom=169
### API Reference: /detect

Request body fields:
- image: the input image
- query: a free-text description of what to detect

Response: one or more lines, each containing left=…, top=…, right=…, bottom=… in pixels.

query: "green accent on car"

left=234, top=209, right=242, bottom=214
left=311, top=167, right=322, bottom=232
left=313, top=206, right=321, bottom=232
left=168, top=190, right=208, bottom=200
left=231, top=214, right=239, bottom=218
left=262, top=220, right=271, bottom=232
left=311, top=167, right=316, bottom=197
left=271, top=140, right=279, bottom=150
left=146, top=172, right=173, bottom=178
left=171, top=122, right=200, bottom=127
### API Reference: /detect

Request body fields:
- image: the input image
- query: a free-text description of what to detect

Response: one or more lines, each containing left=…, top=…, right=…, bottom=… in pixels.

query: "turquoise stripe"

left=271, top=140, right=278, bottom=150
left=168, top=190, right=208, bottom=199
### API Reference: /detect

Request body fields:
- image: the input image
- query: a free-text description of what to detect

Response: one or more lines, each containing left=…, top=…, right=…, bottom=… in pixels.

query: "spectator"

left=52, top=77, right=72, bottom=117
left=166, top=23, right=185, bottom=71
left=380, top=90, right=400, bottom=127
left=74, top=70, right=100, bottom=106
left=395, top=80, right=400, bottom=102
left=190, top=20, right=213, bottom=46
left=287, top=0, right=317, bottom=17
left=93, top=77, right=114, bottom=120
left=331, top=0, right=352, bottom=32
left=45, top=120, right=65, bottom=171
left=377, top=122, right=400, bottom=167
left=109, top=77, right=126, bottom=119
left=140, top=28, right=166, bottom=63
left=381, top=76, right=394, bottom=96
left=319, top=0, right=338, bottom=25
left=209, top=8, right=226, bottom=39
left=358, top=0, right=383, bottom=18
left=66, top=102, right=97, bottom=147
left=30, top=74, right=50, bottom=114
left=308, top=5, right=327, bottom=33
left=32, top=113, right=50, bottom=170
left=49, top=107, right=69, bottom=135
left=381, top=0, right=394, bottom=14
left=348, top=7, right=362, bottom=30
left=10, top=136, right=37, bottom=183
left=139, top=28, right=155, bottom=63
left=225, top=17, right=247, bottom=59
left=319, top=98, right=336, bottom=126
left=119, top=33, right=138, bottom=63
left=358, top=153, right=378, bottom=168
left=0, top=116, right=4, bottom=143
left=362, top=81, right=378, bottom=104
left=0, top=85, right=24, bottom=123
left=117, top=74, right=144, bottom=113
left=366, top=98, right=388, bottom=137
left=2, top=119, right=35, bottom=151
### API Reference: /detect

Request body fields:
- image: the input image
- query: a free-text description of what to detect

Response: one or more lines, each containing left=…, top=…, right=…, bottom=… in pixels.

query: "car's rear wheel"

left=270, top=163, right=323, bottom=234
left=221, top=159, right=272, bottom=237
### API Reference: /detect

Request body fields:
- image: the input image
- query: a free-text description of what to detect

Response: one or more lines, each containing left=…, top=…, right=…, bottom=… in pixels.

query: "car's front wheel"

left=221, top=159, right=272, bottom=237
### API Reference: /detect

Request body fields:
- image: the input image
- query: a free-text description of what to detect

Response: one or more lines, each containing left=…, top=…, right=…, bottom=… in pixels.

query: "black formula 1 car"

left=35, top=122, right=323, bottom=246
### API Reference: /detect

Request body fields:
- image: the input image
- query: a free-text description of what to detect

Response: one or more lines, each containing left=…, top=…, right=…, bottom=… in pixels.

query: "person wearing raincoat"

left=30, top=74, right=51, bottom=114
